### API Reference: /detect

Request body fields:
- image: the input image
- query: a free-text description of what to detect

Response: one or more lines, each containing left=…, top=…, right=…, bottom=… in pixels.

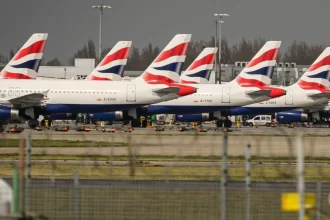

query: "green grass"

left=0, top=139, right=128, bottom=147
left=1, top=163, right=330, bottom=181
left=0, top=154, right=329, bottom=163
left=27, top=186, right=307, bottom=220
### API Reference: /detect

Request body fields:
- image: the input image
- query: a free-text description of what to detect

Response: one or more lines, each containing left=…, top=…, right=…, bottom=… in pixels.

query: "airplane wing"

left=152, top=87, right=180, bottom=96
left=307, top=92, right=330, bottom=99
left=7, top=90, right=49, bottom=108
left=246, top=89, right=271, bottom=97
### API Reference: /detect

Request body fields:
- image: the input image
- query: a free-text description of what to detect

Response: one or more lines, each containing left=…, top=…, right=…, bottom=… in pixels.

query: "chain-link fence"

left=0, top=124, right=329, bottom=219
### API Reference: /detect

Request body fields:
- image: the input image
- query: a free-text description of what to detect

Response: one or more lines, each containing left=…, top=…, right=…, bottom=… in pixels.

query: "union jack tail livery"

left=233, top=41, right=281, bottom=87
left=296, top=47, right=330, bottom=91
left=87, top=41, right=132, bottom=81
left=179, top=47, right=217, bottom=84
left=135, top=34, right=191, bottom=84
left=0, top=33, right=48, bottom=79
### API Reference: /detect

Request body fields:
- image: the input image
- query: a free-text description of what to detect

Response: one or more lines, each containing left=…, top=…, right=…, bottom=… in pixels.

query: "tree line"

left=1, top=38, right=328, bottom=68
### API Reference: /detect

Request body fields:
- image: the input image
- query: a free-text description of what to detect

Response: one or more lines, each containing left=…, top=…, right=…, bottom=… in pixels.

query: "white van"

left=246, top=115, right=272, bottom=126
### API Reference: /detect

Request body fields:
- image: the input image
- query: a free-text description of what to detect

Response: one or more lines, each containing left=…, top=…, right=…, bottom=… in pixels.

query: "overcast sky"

left=1, top=0, right=329, bottom=64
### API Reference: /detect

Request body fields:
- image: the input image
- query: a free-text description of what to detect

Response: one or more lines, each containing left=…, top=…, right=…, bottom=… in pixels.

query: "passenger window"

left=261, top=117, right=265, bottom=120
left=254, top=117, right=260, bottom=120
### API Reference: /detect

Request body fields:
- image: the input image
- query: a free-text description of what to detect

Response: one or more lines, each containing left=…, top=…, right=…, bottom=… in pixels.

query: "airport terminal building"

left=20, top=58, right=309, bottom=86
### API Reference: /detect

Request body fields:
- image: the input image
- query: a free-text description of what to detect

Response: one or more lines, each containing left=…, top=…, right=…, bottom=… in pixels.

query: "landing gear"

left=216, top=118, right=232, bottom=128
left=28, top=119, right=39, bottom=129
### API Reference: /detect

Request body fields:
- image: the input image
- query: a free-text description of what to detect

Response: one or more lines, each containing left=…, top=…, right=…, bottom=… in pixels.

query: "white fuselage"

left=228, top=84, right=330, bottom=115
left=146, top=81, right=280, bottom=114
left=0, top=79, right=187, bottom=114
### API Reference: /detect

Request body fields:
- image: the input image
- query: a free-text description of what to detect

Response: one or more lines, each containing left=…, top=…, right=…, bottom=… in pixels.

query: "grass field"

left=1, top=163, right=330, bottom=181
left=25, top=182, right=330, bottom=220
left=0, top=153, right=329, bottom=163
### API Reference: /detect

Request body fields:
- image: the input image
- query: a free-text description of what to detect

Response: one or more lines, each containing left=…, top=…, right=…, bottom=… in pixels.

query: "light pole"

left=214, top=13, right=229, bottom=84
left=92, top=3, right=111, bottom=61
left=214, top=20, right=218, bottom=84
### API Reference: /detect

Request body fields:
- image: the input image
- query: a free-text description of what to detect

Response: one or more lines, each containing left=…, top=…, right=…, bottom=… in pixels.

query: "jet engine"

left=275, top=110, right=308, bottom=122
left=0, top=106, right=19, bottom=120
left=86, top=111, right=123, bottom=121
left=175, top=113, right=210, bottom=122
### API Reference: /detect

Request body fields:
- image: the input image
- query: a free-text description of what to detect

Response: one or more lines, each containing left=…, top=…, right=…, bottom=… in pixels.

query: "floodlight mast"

left=92, top=4, right=111, bottom=61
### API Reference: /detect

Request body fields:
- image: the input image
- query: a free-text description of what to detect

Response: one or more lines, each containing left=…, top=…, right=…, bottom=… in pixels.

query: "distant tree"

left=282, top=41, right=325, bottom=65
left=139, top=43, right=160, bottom=70
left=126, top=47, right=141, bottom=70
left=0, top=54, right=8, bottom=64
left=46, top=58, right=61, bottom=66
left=68, top=40, right=97, bottom=65
left=9, top=49, right=15, bottom=60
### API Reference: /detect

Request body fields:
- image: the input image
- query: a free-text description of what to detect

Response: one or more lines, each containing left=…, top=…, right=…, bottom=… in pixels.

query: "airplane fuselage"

left=0, top=79, right=189, bottom=114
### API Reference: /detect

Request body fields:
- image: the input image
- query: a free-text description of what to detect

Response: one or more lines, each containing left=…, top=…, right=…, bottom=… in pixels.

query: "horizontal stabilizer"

left=246, top=89, right=271, bottom=97
left=153, top=87, right=180, bottom=96
left=308, top=92, right=330, bottom=99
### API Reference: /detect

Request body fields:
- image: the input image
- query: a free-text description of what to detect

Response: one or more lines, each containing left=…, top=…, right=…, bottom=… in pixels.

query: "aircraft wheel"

left=224, top=120, right=232, bottom=128
left=28, top=119, right=39, bottom=129
left=216, top=120, right=223, bottom=128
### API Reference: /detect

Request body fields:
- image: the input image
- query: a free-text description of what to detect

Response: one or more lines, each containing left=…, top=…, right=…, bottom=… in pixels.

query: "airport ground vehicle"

left=246, top=115, right=272, bottom=127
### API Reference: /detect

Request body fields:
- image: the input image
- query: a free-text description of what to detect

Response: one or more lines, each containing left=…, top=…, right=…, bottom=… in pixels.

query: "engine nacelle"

left=86, top=111, right=123, bottom=121
left=175, top=113, right=210, bottom=122
left=0, top=106, right=19, bottom=120
left=275, top=110, right=308, bottom=122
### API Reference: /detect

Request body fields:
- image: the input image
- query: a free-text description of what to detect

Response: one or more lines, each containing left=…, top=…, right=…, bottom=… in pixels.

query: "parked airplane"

left=0, top=33, right=48, bottom=79
left=83, top=41, right=287, bottom=127
left=144, top=41, right=286, bottom=127
left=0, top=34, right=197, bottom=127
left=176, top=47, right=330, bottom=125
left=61, top=47, right=218, bottom=124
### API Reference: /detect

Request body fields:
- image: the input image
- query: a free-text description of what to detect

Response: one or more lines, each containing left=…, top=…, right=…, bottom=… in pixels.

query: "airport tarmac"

left=1, top=127, right=329, bottom=157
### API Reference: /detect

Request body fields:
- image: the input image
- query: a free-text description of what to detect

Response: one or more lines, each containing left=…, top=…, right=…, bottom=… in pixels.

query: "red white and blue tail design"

left=179, top=47, right=217, bottom=84
left=87, top=41, right=132, bottom=81
left=0, top=33, right=48, bottom=79
left=296, top=47, right=330, bottom=91
left=234, top=41, right=281, bottom=87
left=135, top=34, right=191, bottom=84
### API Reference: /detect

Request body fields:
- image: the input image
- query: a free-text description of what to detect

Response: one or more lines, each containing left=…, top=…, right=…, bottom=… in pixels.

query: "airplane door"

left=222, top=87, right=230, bottom=103
left=285, top=90, right=293, bottom=105
left=126, top=84, right=136, bottom=102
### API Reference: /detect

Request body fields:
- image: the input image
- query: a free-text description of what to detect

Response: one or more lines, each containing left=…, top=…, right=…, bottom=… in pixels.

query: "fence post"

left=316, top=182, right=321, bottom=220
left=221, top=131, right=228, bottom=220
left=73, top=171, right=79, bottom=220
left=245, top=143, right=251, bottom=220
left=12, top=168, right=19, bottom=214
left=18, top=138, right=26, bottom=217
left=25, top=129, right=32, bottom=213
left=296, top=133, right=305, bottom=220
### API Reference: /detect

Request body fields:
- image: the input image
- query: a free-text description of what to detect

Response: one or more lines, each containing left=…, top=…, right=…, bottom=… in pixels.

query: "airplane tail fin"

left=295, top=47, right=330, bottom=91
left=87, top=41, right=132, bottom=81
left=134, top=34, right=191, bottom=84
left=0, top=33, right=48, bottom=79
left=179, top=47, right=217, bottom=84
left=233, top=41, right=281, bottom=87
